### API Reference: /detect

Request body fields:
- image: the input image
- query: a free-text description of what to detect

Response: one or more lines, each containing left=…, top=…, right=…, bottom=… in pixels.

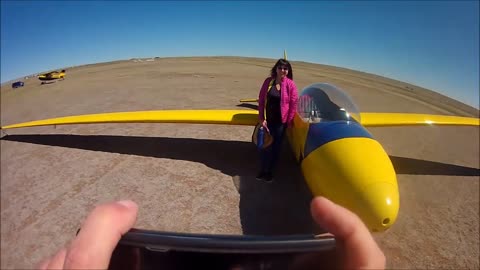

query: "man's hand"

left=310, top=197, right=386, bottom=269
left=38, top=200, right=138, bottom=269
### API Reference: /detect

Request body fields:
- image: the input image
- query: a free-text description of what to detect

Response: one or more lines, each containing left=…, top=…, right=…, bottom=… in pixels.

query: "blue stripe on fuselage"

left=304, top=121, right=373, bottom=158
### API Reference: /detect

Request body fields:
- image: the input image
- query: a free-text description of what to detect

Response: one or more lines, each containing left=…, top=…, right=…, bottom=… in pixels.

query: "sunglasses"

left=277, top=66, right=289, bottom=71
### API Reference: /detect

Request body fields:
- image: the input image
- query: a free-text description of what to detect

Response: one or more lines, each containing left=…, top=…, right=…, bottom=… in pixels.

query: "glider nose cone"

left=362, top=182, right=399, bottom=232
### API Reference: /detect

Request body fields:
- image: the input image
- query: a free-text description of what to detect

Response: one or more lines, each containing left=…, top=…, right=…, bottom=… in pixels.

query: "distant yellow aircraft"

left=38, top=70, right=66, bottom=81
left=1, top=82, right=478, bottom=232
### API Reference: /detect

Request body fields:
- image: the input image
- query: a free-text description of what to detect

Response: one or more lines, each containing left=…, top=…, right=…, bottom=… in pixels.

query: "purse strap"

left=264, top=78, right=275, bottom=121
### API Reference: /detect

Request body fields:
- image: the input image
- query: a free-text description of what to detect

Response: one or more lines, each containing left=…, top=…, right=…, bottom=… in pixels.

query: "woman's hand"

left=259, top=120, right=267, bottom=128
left=259, top=120, right=269, bottom=133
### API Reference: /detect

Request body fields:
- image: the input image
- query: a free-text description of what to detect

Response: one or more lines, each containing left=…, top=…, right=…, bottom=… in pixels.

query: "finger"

left=311, top=197, right=385, bottom=269
left=311, top=197, right=371, bottom=239
left=63, top=200, right=138, bottom=269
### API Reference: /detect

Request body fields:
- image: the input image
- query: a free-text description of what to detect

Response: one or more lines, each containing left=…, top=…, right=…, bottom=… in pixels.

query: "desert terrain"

left=1, top=57, right=479, bottom=269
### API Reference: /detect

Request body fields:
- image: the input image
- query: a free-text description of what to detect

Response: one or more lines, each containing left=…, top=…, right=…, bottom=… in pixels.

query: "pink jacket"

left=258, top=76, right=298, bottom=126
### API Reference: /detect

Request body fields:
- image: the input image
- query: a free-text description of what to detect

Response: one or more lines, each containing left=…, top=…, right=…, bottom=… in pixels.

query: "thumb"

left=63, top=200, right=138, bottom=269
left=311, top=197, right=385, bottom=269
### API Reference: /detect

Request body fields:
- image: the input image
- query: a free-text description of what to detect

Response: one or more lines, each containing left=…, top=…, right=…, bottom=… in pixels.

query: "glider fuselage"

left=286, top=112, right=399, bottom=232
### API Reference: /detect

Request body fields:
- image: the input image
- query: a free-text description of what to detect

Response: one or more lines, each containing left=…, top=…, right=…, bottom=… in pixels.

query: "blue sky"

left=1, top=1, right=479, bottom=108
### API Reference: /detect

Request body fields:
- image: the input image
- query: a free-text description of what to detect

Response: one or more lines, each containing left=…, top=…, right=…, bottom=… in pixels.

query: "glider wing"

left=239, top=98, right=259, bottom=103
left=1, top=110, right=259, bottom=130
left=360, top=113, right=480, bottom=127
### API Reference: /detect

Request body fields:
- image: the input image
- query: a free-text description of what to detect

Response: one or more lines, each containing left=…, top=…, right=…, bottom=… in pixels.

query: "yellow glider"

left=38, top=70, right=66, bottom=81
left=2, top=83, right=478, bottom=232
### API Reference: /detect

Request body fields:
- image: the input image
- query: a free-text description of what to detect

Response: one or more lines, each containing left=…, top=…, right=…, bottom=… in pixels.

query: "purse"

left=252, top=123, right=273, bottom=150
left=252, top=78, right=276, bottom=149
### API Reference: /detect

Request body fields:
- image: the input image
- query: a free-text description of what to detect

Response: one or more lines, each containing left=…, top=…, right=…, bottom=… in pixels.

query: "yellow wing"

left=239, top=98, right=258, bottom=103
left=1, top=110, right=259, bottom=130
left=360, top=113, right=480, bottom=127
left=4, top=111, right=477, bottom=130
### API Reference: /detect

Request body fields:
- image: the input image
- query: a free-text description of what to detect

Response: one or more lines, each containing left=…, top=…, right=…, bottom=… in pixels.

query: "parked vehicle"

left=12, top=81, right=24, bottom=88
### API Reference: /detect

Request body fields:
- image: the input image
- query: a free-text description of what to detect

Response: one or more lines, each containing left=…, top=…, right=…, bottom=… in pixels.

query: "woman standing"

left=256, top=59, right=298, bottom=182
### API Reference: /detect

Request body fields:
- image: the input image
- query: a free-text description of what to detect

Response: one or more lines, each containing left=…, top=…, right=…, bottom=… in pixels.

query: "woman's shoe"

left=263, top=172, right=274, bottom=183
left=256, top=172, right=266, bottom=181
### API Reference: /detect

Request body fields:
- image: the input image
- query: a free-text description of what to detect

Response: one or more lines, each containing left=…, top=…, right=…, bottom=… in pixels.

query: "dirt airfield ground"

left=1, top=57, right=479, bottom=269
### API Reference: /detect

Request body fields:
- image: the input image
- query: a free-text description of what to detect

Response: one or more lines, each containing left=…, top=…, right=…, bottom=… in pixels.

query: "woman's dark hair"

left=270, top=59, right=293, bottom=80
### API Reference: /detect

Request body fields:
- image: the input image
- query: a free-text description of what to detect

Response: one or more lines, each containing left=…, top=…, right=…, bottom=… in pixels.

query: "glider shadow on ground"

left=3, top=134, right=478, bottom=177
left=1, top=134, right=324, bottom=235
left=236, top=103, right=258, bottom=110
left=388, top=155, right=479, bottom=176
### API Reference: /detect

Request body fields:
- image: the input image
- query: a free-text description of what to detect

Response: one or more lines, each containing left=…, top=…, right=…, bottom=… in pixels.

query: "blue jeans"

left=259, top=122, right=286, bottom=174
